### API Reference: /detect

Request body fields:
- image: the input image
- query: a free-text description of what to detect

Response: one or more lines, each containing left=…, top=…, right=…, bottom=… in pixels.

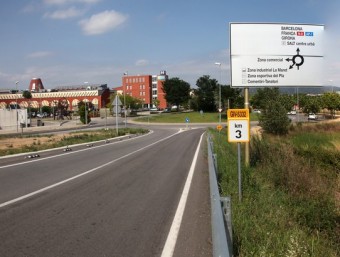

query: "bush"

left=259, top=100, right=291, bottom=135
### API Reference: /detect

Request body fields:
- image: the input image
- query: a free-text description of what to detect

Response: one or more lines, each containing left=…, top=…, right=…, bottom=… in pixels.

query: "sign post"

left=112, top=95, right=122, bottom=134
left=185, top=117, right=190, bottom=130
left=227, top=109, right=250, bottom=201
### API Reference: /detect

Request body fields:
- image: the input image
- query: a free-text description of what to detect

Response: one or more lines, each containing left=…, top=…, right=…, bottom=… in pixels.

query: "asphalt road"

left=0, top=126, right=212, bottom=257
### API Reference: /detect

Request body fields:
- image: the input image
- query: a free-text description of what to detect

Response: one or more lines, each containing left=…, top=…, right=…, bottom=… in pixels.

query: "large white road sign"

left=230, top=23, right=324, bottom=87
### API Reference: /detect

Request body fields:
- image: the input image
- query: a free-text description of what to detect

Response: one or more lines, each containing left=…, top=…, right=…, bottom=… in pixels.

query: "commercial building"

left=0, top=78, right=111, bottom=111
left=0, top=78, right=112, bottom=130
left=116, top=71, right=168, bottom=109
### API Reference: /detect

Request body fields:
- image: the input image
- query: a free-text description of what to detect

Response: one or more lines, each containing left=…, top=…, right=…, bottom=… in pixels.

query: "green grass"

left=288, top=123, right=340, bottom=172
left=134, top=111, right=260, bottom=123
left=209, top=121, right=340, bottom=256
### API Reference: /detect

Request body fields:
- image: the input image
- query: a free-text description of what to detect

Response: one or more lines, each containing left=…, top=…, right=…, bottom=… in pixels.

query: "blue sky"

left=0, top=0, right=339, bottom=90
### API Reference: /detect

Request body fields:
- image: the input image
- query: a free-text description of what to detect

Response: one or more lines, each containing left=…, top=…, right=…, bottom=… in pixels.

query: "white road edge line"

left=161, top=132, right=205, bottom=257
left=0, top=130, right=182, bottom=209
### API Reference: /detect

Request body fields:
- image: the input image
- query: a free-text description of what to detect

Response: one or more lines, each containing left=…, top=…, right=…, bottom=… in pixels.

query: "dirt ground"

left=0, top=133, right=73, bottom=150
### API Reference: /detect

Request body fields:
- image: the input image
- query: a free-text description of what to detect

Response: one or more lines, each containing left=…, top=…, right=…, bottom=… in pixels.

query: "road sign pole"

left=237, top=142, right=242, bottom=201
left=227, top=108, right=249, bottom=202
left=244, top=88, right=250, bottom=166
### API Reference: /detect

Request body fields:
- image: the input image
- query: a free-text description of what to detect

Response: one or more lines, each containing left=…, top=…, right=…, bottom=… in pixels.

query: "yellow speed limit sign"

left=227, top=109, right=250, bottom=142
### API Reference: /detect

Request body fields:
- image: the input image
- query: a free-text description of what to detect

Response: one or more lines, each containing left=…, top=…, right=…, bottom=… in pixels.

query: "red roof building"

left=0, top=78, right=111, bottom=111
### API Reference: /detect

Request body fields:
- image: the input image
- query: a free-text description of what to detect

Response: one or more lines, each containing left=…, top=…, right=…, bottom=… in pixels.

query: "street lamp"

left=329, top=79, right=333, bottom=93
left=215, top=62, right=222, bottom=124
left=123, top=71, right=128, bottom=128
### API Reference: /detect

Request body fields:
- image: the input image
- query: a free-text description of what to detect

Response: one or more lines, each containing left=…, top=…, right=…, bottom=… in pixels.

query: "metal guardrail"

left=207, top=135, right=233, bottom=257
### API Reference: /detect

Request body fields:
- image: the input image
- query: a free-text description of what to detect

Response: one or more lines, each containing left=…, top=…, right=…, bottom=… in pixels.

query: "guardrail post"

left=221, top=196, right=233, bottom=256
left=213, top=153, right=218, bottom=174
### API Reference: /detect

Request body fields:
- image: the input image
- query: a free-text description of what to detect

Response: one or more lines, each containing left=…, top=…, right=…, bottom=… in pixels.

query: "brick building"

left=117, top=71, right=168, bottom=109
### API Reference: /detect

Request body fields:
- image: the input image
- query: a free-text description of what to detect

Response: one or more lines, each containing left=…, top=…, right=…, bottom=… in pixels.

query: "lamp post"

left=329, top=79, right=333, bottom=93
left=215, top=62, right=222, bottom=124
left=15, top=81, right=19, bottom=132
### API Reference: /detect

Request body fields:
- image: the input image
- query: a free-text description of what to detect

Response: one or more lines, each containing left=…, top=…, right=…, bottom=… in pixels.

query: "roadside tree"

left=162, top=77, right=191, bottom=111
left=152, top=99, right=160, bottom=109
left=108, top=94, right=144, bottom=113
left=195, top=75, right=218, bottom=112
left=279, top=94, right=296, bottom=112
left=322, top=92, right=340, bottom=118
left=222, top=85, right=243, bottom=109
left=252, top=88, right=291, bottom=135
left=22, top=90, right=32, bottom=117
left=250, top=88, right=280, bottom=110
left=300, top=95, right=321, bottom=115
left=78, top=100, right=93, bottom=124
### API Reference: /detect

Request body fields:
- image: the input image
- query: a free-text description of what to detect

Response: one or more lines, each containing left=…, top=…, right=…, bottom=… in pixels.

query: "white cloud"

left=79, top=10, right=128, bottom=35
left=26, top=51, right=54, bottom=58
left=44, top=6, right=84, bottom=19
left=21, top=2, right=41, bottom=13
left=135, top=59, right=149, bottom=66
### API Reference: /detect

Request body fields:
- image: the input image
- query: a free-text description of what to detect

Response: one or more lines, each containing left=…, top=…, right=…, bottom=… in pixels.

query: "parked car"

left=253, top=109, right=261, bottom=114
left=36, top=112, right=48, bottom=118
left=308, top=113, right=317, bottom=120
left=287, top=110, right=297, bottom=115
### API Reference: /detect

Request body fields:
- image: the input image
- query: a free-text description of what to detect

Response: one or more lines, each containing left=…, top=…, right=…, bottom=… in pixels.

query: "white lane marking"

left=0, top=131, right=182, bottom=209
left=161, top=132, right=205, bottom=257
